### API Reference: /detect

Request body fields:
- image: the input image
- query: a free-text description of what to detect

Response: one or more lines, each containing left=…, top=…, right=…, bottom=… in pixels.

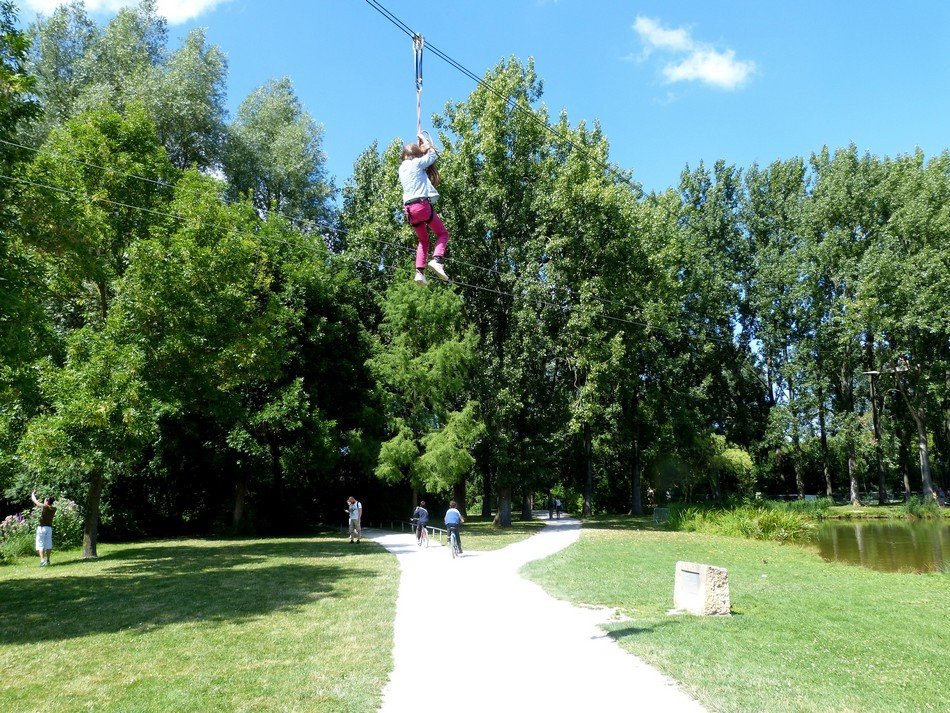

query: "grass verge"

left=522, top=515, right=948, bottom=713
left=0, top=534, right=399, bottom=712
left=456, top=515, right=546, bottom=551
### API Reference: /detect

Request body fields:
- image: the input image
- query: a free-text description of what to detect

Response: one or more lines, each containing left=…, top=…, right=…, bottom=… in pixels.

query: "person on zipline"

left=399, top=133, right=449, bottom=284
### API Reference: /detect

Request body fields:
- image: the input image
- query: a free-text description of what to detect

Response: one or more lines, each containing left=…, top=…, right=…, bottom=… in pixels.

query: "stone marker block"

left=672, top=561, right=731, bottom=616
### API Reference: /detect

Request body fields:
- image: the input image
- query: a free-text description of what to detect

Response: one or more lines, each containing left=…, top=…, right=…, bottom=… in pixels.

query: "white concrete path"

left=372, top=517, right=705, bottom=712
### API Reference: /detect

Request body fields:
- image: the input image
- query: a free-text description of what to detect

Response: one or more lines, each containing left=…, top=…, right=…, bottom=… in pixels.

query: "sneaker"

left=427, top=259, right=449, bottom=281
left=414, top=270, right=428, bottom=285
left=40, top=560, right=48, bottom=566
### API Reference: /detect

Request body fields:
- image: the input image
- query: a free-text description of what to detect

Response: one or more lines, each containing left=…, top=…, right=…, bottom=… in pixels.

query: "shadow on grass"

left=604, top=618, right=679, bottom=640
left=580, top=514, right=671, bottom=532
left=0, top=538, right=381, bottom=646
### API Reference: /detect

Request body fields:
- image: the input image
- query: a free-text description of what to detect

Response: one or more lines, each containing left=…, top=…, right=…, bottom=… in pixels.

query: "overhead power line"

left=0, top=172, right=686, bottom=335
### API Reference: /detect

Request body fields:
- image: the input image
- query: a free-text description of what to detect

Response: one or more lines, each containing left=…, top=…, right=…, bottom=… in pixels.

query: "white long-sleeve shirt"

left=398, top=150, right=440, bottom=204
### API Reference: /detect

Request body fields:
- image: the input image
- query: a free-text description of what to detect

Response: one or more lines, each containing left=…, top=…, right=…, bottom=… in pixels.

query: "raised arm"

left=30, top=491, right=42, bottom=507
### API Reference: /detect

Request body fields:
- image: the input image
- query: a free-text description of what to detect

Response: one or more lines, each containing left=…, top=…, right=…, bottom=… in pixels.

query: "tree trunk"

left=629, top=430, right=643, bottom=516
left=897, top=380, right=936, bottom=500
left=81, top=470, right=104, bottom=558
left=899, top=428, right=912, bottom=501
left=793, top=458, right=804, bottom=499
left=453, top=477, right=467, bottom=517
left=818, top=388, right=832, bottom=497
left=493, top=486, right=512, bottom=527
left=869, top=378, right=887, bottom=504
left=270, top=438, right=283, bottom=529
left=233, top=472, right=249, bottom=530
left=481, top=469, right=492, bottom=518
left=582, top=423, right=593, bottom=517
left=911, top=409, right=935, bottom=500
left=848, top=441, right=860, bottom=507
left=521, top=492, right=532, bottom=520
left=628, top=389, right=643, bottom=516
left=787, top=350, right=805, bottom=499
left=865, top=337, right=887, bottom=505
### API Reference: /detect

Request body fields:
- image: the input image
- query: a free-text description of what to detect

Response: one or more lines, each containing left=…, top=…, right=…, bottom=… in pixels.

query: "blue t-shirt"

left=413, top=507, right=429, bottom=524
left=444, top=507, right=462, bottom=526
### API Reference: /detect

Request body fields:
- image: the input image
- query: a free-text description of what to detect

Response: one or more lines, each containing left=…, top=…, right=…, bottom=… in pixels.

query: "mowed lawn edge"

left=0, top=534, right=399, bottom=713
left=521, top=516, right=948, bottom=713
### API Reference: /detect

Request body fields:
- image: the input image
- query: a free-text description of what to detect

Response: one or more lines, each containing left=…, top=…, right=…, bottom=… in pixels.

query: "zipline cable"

left=0, top=136, right=668, bottom=332
left=362, top=0, right=638, bottom=190
left=0, top=172, right=709, bottom=337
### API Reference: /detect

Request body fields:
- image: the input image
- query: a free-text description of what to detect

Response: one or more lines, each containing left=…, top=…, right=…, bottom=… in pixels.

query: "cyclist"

left=444, top=500, right=464, bottom=554
left=412, top=500, right=429, bottom=543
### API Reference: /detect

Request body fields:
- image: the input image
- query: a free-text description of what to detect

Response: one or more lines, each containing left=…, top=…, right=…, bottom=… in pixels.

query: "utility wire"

left=2, top=135, right=665, bottom=330
left=0, top=172, right=702, bottom=336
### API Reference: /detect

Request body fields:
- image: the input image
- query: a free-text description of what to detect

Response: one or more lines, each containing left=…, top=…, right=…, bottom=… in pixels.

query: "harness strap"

left=404, top=199, right=435, bottom=227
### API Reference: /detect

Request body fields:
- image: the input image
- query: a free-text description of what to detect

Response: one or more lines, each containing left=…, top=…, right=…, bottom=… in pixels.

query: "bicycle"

left=416, top=522, right=429, bottom=548
left=448, top=526, right=461, bottom=559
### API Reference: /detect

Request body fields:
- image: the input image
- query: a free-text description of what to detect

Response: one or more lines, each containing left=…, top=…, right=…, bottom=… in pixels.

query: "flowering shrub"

left=0, top=513, right=35, bottom=562
left=51, top=498, right=84, bottom=548
left=0, top=496, right=84, bottom=563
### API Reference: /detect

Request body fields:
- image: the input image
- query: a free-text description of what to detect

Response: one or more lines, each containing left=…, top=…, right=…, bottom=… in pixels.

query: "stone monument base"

left=672, top=561, right=731, bottom=616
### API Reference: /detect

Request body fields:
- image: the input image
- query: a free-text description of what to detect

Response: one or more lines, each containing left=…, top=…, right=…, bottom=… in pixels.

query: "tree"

left=225, top=77, right=333, bottom=222
left=128, top=27, right=227, bottom=170
left=18, top=326, right=158, bottom=557
left=15, top=106, right=172, bottom=553
left=0, top=0, right=46, bottom=497
left=857, top=151, right=950, bottom=500
left=369, top=280, right=483, bottom=501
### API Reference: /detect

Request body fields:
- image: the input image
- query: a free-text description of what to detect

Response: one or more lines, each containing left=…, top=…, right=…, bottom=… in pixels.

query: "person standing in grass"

left=30, top=492, right=56, bottom=566
left=346, top=496, right=362, bottom=543
left=444, top=500, right=464, bottom=554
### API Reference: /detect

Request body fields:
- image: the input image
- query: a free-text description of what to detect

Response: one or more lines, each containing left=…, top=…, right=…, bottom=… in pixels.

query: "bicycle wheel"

left=449, top=530, right=459, bottom=559
left=421, top=527, right=429, bottom=548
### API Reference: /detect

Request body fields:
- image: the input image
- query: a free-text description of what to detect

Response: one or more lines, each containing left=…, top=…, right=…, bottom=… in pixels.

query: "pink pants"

left=405, top=201, right=450, bottom=269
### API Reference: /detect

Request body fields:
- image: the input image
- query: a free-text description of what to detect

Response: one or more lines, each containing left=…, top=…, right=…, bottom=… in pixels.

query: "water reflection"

left=814, top=520, right=949, bottom=573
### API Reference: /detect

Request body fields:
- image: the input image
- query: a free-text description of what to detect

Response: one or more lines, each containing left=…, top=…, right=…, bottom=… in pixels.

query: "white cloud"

left=663, top=49, right=755, bottom=90
left=633, top=16, right=693, bottom=53
left=632, top=15, right=756, bottom=90
left=23, top=0, right=231, bottom=25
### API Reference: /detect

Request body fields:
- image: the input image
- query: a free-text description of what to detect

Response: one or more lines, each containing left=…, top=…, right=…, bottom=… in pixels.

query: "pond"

left=814, top=520, right=949, bottom=573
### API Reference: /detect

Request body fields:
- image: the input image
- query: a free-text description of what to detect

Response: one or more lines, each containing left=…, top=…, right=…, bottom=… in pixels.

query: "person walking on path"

left=399, top=133, right=450, bottom=285
left=346, top=496, right=363, bottom=543
left=412, top=500, right=429, bottom=543
left=555, top=498, right=562, bottom=519
left=373, top=514, right=705, bottom=712
left=31, top=492, right=56, bottom=566
left=444, top=500, right=464, bottom=554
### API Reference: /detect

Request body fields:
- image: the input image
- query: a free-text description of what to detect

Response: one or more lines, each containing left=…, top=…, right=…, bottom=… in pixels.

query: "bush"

left=51, top=498, right=84, bottom=548
left=0, top=496, right=84, bottom=564
left=770, top=497, right=834, bottom=517
left=666, top=501, right=815, bottom=543
left=902, top=496, right=943, bottom=520
left=0, top=514, right=35, bottom=563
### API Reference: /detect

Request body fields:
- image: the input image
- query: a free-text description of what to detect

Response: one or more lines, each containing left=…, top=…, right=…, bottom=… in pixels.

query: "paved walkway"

left=371, top=517, right=704, bottom=712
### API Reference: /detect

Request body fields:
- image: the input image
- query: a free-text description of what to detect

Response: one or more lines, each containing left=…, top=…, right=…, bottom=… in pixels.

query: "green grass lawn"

left=0, top=534, right=399, bottom=712
left=456, top=515, right=546, bottom=551
left=522, top=515, right=948, bottom=713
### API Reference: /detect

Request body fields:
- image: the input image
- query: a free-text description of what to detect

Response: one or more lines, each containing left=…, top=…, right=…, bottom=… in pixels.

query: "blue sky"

left=19, top=0, right=950, bottom=194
